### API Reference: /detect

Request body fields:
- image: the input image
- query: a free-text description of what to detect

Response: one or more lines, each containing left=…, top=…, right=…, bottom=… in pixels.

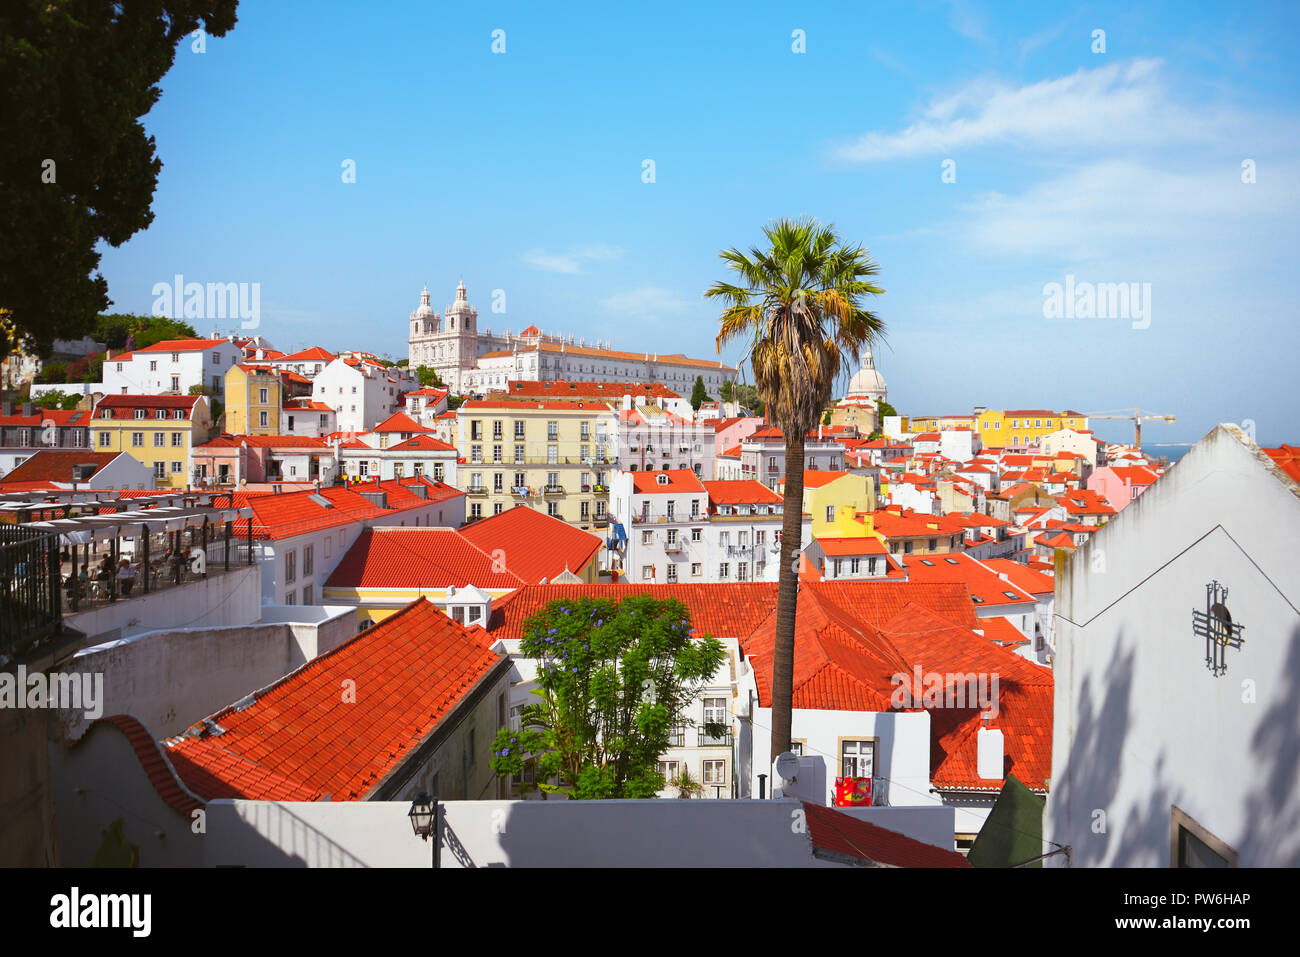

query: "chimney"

left=977, top=724, right=1004, bottom=780
left=22, top=402, right=33, bottom=417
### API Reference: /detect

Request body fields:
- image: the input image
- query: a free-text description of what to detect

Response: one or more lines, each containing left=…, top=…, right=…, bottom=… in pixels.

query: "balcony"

left=665, top=728, right=685, bottom=748
left=592, top=485, right=609, bottom=495
left=466, top=486, right=488, bottom=496
left=543, top=484, right=565, bottom=496
left=726, top=545, right=755, bottom=559
left=663, top=539, right=684, bottom=551
left=511, top=486, right=530, bottom=497
left=698, top=726, right=734, bottom=748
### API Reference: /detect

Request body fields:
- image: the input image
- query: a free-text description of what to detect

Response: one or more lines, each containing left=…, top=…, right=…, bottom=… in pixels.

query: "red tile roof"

left=165, top=599, right=506, bottom=801
left=800, top=470, right=852, bottom=489
left=278, top=346, right=336, bottom=362
left=371, top=412, right=430, bottom=433
left=325, top=527, right=527, bottom=589
left=630, top=469, right=706, bottom=495
left=75, top=715, right=204, bottom=814
left=1263, top=445, right=1300, bottom=485
left=815, top=536, right=888, bottom=557
left=458, top=504, right=602, bottom=581
left=232, top=477, right=462, bottom=540
left=1107, top=465, right=1160, bottom=485
left=901, top=553, right=1036, bottom=606
left=978, top=616, right=1031, bottom=648
left=702, top=479, right=783, bottom=505
left=503, top=380, right=680, bottom=400
left=0, top=450, right=120, bottom=484
left=388, top=434, right=457, bottom=452
left=0, top=409, right=91, bottom=428
left=94, top=394, right=201, bottom=417
left=134, top=337, right=230, bottom=353
left=801, top=801, right=972, bottom=868
left=978, top=558, right=1054, bottom=596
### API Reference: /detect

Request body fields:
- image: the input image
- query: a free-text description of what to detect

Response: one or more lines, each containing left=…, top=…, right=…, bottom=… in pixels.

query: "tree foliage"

left=690, top=375, right=709, bottom=412
left=0, top=2, right=240, bottom=360
left=32, top=390, right=81, bottom=410
left=95, top=313, right=197, bottom=352
left=415, top=365, right=444, bottom=388
left=489, top=596, right=726, bottom=799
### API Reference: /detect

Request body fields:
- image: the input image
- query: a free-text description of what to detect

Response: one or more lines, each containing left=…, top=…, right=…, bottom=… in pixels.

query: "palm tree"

left=706, top=218, right=885, bottom=761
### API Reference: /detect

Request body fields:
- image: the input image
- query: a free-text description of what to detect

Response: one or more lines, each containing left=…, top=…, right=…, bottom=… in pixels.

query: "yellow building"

left=224, top=363, right=282, bottom=435
left=975, top=408, right=1088, bottom=449
left=789, top=471, right=877, bottom=538
left=92, top=394, right=213, bottom=489
left=457, top=399, right=619, bottom=531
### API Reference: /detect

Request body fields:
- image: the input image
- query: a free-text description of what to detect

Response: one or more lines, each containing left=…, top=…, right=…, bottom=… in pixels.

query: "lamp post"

left=408, top=791, right=441, bottom=868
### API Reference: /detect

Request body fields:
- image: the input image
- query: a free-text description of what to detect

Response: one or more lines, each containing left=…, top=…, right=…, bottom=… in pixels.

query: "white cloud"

left=522, top=244, right=624, bottom=274
left=598, top=286, right=691, bottom=321
left=832, top=58, right=1226, bottom=162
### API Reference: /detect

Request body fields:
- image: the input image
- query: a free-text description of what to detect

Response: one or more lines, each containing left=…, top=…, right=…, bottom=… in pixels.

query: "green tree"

left=489, top=596, right=726, bottom=799
left=821, top=410, right=832, bottom=425
left=877, top=400, right=897, bottom=420
left=734, top=383, right=762, bottom=413
left=35, top=361, right=67, bottom=384
left=719, top=380, right=734, bottom=403
left=32, top=390, right=81, bottom=411
left=415, top=365, right=444, bottom=388
left=706, top=217, right=885, bottom=758
left=690, top=375, right=709, bottom=412
left=95, top=314, right=198, bottom=352
left=0, top=3, right=240, bottom=361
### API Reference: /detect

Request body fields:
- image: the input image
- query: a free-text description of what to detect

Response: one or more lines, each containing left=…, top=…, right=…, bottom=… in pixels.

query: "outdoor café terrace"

left=0, top=489, right=255, bottom=620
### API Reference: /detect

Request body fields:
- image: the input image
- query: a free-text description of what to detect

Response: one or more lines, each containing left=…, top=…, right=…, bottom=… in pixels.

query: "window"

left=513, top=444, right=525, bottom=462
left=492, top=420, right=503, bottom=440
left=153, top=432, right=165, bottom=447
left=666, top=563, right=677, bottom=582
left=97, top=431, right=110, bottom=448
left=546, top=501, right=557, bottom=517
left=703, top=697, right=727, bottom=723
left=850, top=558, right=860, bottom=574
left=133, top=409, right=145, bottom=419
left=493, top=502, right=503, bottom=515
left=492, top=444, right=502, bottom=463
left=642, top=565, right=654, bottom=581
left=285, top=592, right=296, bottom=606
left=691, top=528, right=701, bottom=542
left=514, top=420, right=525, bottom=439
left=691, top=562, right=702, bottom=577
left=170, top=461, right=183, bottom=473
left=471, top=421, right=483, bottom=441
left=702, top=760, right=725, bottom=786
left=302, top=584, right=313, bottom=605
left=470, top=502, right=483, bottom=519
left=826, top=505, right=836, bottom=522
left=493, top=472, right=504, bottom=492
left=154, top=462, right=166, bottom=478
left=303, top=545, right=313, bottom=576
left=842, top=740, right=875, bottom=778
left=171, top=431, right=185, bottom=447
left=171, top=376, right=180, bottom=392
left=149, top=360, right=158, bottom=371
left=170, top=352, right=180, bottom=363
left=131, top=432, right=144, bottom=447
left=1172, top=806, right=1236, bottom=867
left=259, top=388, right=268, bottom=403
left=547, top=421, right=558, bottom=441
left=580, top=500, right=590, bottom=519
left=641, top=530, right=653, bottom=545
left=832, top=559, right=842, bottom=576
left=718, top=562, right=730, bottom=579
left=284, top=550, right=296, bottom=583
left=213, top=352, right=222, bottom=365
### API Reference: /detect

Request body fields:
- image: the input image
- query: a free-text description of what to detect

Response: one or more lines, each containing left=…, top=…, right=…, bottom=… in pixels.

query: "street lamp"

left=408, top=791, right=441, bottom=868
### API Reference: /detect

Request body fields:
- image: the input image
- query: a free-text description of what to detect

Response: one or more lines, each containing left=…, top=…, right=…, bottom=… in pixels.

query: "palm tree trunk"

left=770, top=430, right=805, bottom=764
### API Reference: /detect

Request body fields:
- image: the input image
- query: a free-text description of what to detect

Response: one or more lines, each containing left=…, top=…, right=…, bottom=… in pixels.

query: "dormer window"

left=133, top=409, right=145, bottom=419
left=656, top=474, right=669, bottom=485
left=156, top=409, right=167, bottom=419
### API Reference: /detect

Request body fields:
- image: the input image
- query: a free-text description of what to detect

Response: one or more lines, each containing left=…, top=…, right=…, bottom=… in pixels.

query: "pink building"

left=1086, top=464, right=1161, bottom=510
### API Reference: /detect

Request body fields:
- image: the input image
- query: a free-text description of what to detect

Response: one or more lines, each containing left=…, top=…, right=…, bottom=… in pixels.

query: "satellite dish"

left=774, top=751, right=800, bottom=783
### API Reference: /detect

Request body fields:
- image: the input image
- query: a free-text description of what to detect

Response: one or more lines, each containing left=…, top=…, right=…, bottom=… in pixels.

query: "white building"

left=716, top=426, right=845, bottom=489
left=102, top=337, right=243, bottom=396
left=406, top=281, right=737, bottom=395
left=1046, top=425, right=1300, bottom=867
left=608, top=471, right=783, bottom=584
left=617, top=402, right=716, bottom=478
left=311, top=356, right=418, bottom=433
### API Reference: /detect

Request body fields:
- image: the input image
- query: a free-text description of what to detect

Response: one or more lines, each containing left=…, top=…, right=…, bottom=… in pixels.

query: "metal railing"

left=1, top=524, right=62, bottom=656
left=698, top=727, right=734, bottom=748
left=60, top=537, right=251, bottom=616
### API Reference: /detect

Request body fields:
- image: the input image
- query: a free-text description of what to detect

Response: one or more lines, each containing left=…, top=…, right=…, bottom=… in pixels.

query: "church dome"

left=447, top=279, right=475, bottom=316
left=413, top=285, right=435, bottom=319
left=846, top=348, right=887, bottom=402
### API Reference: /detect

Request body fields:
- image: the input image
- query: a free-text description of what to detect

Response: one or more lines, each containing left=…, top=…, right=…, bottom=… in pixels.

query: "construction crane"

left=1085, top=408, right=1176, bottom=449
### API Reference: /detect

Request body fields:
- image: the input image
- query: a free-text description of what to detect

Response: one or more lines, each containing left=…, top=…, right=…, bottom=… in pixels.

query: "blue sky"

left=97, top=0, right=1300, bottom=448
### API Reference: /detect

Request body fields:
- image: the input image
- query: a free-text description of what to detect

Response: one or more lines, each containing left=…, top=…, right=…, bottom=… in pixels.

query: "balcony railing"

left=543, top=484, right=565, bottom=495
left=511, top=486, right=530, bottom=496
left=698, top=727, right=734, bottom=748
left=666, top=728, right=685, bottom=748
left=466, top=486, right=488, bottom=496
left=664, top=539, right=685, bottom=551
